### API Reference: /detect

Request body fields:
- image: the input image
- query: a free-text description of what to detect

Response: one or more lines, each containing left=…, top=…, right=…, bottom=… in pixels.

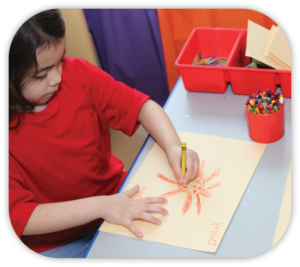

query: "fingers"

left=173, top=162, right=184, bottom=184
left=124, top=211, right=163, bottom=238
left=140, top=203, right=169, bottom=215
left=182, top=150, right=200, bottom=187
left=166, top=146, right=184, bottom=184
left=105, top=188, right=169, bottom=239
left=126, top=198, right=168, bottom=238
left=124, top=220, right=143, bottom=238
left=167, top=146, right=200, bottom=187
left=134, top=197, right=168, bottom=216
left=182, top=158, right=194, bottom=187
left=168, top=156, right=183, bottom=184
left=139, top=196, right=168, bottom=205
left=124, top=184, right=140, bottom=198
left=136, top=211, right=162, bottom=226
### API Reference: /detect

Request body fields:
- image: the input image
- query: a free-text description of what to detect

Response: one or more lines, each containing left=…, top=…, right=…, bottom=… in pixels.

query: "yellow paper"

left=245, top=20, right=285, bottom=70
left=261, top=26, right=287, bottom=70
left=100, top=132, right=266, bottom=253
left=262, top=25, right=277, bottom=57
left=268, top=26, right=291, bottom=69
left=272, top=162, right=291, bottom=246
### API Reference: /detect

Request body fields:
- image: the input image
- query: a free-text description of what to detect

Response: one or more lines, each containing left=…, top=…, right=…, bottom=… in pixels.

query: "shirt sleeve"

left=9, top=154, right=40, bottom=238
left=72, top=58, right=150, bottom=136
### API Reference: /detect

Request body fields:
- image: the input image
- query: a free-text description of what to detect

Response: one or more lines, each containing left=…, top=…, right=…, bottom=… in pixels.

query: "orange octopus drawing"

left=156, top=160, right=220, bottom=215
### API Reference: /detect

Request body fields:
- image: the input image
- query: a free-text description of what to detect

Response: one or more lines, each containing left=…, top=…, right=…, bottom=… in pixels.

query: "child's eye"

left=35, top=73, right=47, bottom=80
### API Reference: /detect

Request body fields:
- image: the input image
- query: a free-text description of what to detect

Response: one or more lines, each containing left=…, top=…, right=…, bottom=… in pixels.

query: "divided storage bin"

left=175, top=28, right=291, bottom=98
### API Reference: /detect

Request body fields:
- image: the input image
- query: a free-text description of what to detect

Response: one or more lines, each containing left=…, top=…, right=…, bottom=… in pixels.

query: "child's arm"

left=137, top=99, right=199, bottom=187
left=22, top=185, right=167, bottom=238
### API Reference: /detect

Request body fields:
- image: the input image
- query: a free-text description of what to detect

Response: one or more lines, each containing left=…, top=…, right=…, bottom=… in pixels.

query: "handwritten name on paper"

left=207, top=223, right=222, bottom=246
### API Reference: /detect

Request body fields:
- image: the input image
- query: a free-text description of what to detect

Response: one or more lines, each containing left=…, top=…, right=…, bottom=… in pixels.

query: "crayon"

left=267, top=94, right=271, bottom=110
left=276, top=99, right=282, bottom=109
left=279, top=95, right=284, bottom=105
left=181, top=142, right=186, bottom=187
left=249, top=95, right=253, bottom=102
left=268, top=100, right=272, bottom=108
left=271, top=100, right=276, bottom=105
left=246, top=102, right=252, bottom=111
left=258, top=95, right=262, bottom=102
left=271, top=95, right=275, bottom=101
left=266, top=100, right=270, bottom=113
left=262, top=96, right=267, bottom=110
left=273, top=104, right=278, bottom=112
left=268, top=104, right=274, bottom=114
left=250, top=108, right=257, bottom=114
left=258, top=102, right=267, bottom=114
left=246, top=62, right=258, bottom=68
left=250, top=102, right=261, bottom=114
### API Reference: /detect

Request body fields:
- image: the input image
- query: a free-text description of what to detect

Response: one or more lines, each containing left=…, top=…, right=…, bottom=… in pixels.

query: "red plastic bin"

left=175, top=27, right=291, bottom=98
left=228, top=30, right=291, bottom=98
left=244, top=100, right=285, bottom=143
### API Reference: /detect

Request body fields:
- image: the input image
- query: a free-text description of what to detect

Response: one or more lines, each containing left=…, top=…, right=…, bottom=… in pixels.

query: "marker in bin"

left=246, top=89, right=284, bottom=115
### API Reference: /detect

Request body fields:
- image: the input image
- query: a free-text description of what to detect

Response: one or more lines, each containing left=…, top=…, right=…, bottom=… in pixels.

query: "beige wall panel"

left=60, top=9, right=99, bottom=67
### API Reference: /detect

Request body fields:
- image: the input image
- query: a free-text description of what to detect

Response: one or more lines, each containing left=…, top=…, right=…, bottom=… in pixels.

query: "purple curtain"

left=83, top=9, right=169, bottom=107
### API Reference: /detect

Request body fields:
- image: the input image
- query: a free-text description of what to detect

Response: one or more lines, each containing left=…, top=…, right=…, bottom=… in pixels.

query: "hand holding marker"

left=246, top=89, right=284, bottom=115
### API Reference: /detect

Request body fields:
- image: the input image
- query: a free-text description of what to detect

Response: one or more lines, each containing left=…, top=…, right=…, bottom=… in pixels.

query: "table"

left=85, top=77, right=291, bottom=258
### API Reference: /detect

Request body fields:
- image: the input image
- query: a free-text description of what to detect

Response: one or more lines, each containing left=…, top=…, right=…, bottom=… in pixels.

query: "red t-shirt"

left=9, top=57, right=149, bottom=253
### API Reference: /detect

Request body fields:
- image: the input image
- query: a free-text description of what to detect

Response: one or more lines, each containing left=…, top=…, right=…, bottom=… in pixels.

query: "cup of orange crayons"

left=244, top=89, right=285, bottom=143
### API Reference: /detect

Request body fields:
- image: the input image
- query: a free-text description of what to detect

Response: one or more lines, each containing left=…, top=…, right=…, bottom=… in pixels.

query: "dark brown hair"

left=9, top=9, right=65, bottom=129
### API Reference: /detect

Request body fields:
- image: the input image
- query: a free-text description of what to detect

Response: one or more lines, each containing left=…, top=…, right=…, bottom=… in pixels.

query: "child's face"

left=22, top=36, right=66, bottom=111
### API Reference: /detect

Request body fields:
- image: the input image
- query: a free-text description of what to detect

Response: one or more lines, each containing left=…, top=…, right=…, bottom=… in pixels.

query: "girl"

left=9, top=9, right=199, bottom=257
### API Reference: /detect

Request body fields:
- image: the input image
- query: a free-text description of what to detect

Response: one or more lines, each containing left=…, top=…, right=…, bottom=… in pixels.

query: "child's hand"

left=166, top=145, right=200, bottom=187
left=101, top=185, right=168, bottom=238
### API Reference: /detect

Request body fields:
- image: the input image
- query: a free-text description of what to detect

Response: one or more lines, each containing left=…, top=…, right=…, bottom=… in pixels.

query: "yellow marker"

left=181, top=142, right=186, bottom=187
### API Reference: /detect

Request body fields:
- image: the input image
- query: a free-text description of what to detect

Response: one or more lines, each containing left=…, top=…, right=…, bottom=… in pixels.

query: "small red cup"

left=245, top=100, right=285, bottom=143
